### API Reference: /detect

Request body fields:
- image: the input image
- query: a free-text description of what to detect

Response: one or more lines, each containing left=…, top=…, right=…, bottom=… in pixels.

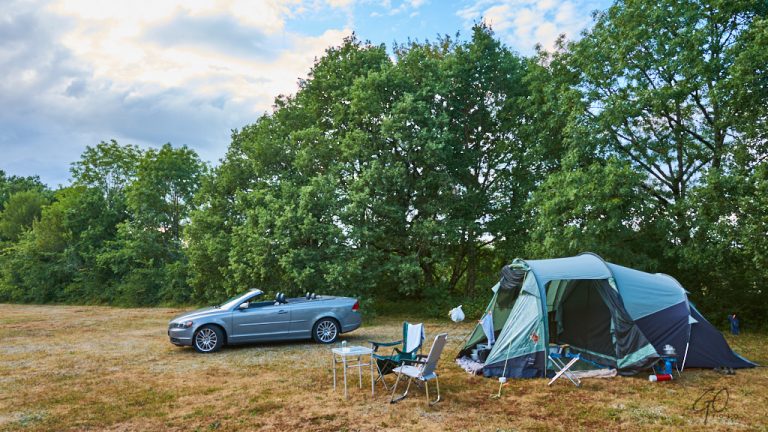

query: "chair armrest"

left=400, top=357, right=427, bottom=366
left=369, top=340, right=403, bottom=352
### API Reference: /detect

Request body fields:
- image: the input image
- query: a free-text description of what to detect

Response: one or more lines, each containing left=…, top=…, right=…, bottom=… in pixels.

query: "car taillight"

left=352, top=301, right=359, bottom=311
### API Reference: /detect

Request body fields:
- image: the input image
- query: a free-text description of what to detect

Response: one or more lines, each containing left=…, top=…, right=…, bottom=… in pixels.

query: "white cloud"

left=1, top=0, right=351, bottom=185
left=380, top=0, right=427, bottom=16
left=44, top=0, right=337, bottom=102
left=326, top=0, right=356, bottom=7
left=456, top=0, right=603, bottom=52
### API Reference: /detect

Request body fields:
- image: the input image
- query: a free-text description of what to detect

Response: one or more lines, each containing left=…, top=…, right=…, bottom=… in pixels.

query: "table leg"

left=332, top=353, right=336, bottom=390
left=358, top=355, right=363, bottom=388
left=370, top=353, right=375, bottom=396
left=343, top=356, right=348, bottom=399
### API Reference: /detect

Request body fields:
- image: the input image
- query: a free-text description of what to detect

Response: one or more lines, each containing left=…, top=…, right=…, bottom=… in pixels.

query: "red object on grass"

left=648, top=374, right=673, bottom=382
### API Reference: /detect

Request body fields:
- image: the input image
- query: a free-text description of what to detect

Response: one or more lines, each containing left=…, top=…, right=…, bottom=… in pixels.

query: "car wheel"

left=193, top=325, right=224, bottom=353
left=312, top=318, right=339, bottom=344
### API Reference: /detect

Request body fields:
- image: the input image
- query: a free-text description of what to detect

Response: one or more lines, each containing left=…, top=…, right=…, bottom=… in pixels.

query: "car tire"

left=312, top=318, right=340, bottom=344
left=193, top=325, right=224, bottom=353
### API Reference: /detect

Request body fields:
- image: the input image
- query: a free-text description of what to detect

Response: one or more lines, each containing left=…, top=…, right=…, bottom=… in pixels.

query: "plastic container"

left=648, top=374, right=673, bottom=382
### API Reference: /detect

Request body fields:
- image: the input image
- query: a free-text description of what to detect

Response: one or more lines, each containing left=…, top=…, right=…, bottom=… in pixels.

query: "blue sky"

left=1, top=0, right=611, bottom=187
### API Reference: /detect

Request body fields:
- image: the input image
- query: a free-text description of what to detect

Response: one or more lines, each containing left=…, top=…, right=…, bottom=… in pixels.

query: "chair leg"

left=548, top=356, right=581, bottom=387
left=374, top=362, right=391, bottom=391
left=429, top=375, right=441, bottom=405
left=390, top=373, right=412, bottom=404
left=389, top=372, right=401, bottom=403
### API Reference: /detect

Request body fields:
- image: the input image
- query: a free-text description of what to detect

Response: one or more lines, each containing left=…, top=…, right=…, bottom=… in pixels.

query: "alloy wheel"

left=195, top=327, right=218, bottom=352
left=316, top=320, right=338, bottom=343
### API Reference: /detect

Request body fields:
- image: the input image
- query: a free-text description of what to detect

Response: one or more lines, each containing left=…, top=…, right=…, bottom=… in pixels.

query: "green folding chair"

left=369, top=322, right=425, bottom=390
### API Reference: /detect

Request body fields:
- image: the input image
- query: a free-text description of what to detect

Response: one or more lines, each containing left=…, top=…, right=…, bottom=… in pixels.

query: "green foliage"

left=0, top=190, right=50, bottom=242
left=103, top=144, right=205, bottom=305
left=526, top=155, right=663, bottom=269
left=0, top=2, right=766, bottom=326
left=187, top=26, right=535, bottom=308
left=0, top=142, right=204, bottom=306
left=0, top=170, right=48, bottom=211
left=70, top=139, right=142, bottom=206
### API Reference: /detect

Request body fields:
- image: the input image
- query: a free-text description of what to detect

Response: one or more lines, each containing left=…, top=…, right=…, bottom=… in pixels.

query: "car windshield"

left=217, top=290, right=262, bottom=309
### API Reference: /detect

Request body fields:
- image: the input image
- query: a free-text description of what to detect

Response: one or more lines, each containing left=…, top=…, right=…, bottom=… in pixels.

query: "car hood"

left=170, top=306, right=224, bottom=323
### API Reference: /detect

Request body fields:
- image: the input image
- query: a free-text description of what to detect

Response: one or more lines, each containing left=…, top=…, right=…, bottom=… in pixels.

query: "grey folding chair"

left=390, top=333, right=448, bottom=405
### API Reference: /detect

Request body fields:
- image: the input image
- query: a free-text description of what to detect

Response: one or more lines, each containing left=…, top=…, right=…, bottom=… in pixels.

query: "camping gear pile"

left=457, top=253, right=755, bottom=380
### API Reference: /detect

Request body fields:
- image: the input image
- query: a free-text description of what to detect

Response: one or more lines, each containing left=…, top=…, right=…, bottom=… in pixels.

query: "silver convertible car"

left=168, top=289, right=362, bottom=353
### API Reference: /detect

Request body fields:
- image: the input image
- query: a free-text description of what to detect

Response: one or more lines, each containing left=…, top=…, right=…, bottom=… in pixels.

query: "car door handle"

left=277, top=310, right=288, bottom=314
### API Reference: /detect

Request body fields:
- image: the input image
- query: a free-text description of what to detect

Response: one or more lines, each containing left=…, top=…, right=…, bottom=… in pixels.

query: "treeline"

left=1, top=0, right=766, bottom=325
left=0, top=143, right=205, bottom=305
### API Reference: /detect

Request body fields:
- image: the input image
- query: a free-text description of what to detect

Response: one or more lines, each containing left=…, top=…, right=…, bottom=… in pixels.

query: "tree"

left=127, top=144, right=205, bottom=244
left=570, top=0, right=766, bottom=236
left=188, top=27, right=535, bottom=305
left=103, top=144, right=205, bottom=305
left=0, top=190, right=50, bottom=242
left=70, top=139, right=142, bottom=208
left=538, top=0, right=768, bottom=321
left=526, top=154, right=663, bottom=269
left=0, top=170, right=47, bottom=211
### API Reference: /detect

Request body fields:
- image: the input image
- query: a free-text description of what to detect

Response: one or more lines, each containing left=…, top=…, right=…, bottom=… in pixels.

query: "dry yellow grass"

left=1, top=303, right=767, bottom=431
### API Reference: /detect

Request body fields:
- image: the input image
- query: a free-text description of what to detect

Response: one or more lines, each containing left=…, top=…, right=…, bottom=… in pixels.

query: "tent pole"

left=681, top=342, right=690, bottom=372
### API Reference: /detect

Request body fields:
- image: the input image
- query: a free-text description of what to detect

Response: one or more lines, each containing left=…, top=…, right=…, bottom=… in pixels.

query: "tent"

left=458, top=253, right=756, bottom=378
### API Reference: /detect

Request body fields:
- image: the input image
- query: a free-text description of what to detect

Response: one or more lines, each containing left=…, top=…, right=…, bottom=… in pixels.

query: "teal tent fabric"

left=484, top=274, right=546, bottom=368
left=525, top=254, right=612, bottom=285
left=606, top=263, right=687, bottom=320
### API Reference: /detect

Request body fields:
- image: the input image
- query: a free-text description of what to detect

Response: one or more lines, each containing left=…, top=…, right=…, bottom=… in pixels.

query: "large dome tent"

left=458, top=253, right=755, bottom=378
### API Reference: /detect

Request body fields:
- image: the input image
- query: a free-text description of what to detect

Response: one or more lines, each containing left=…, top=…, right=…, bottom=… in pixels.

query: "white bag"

left=449, top=305, right=465, bottom=323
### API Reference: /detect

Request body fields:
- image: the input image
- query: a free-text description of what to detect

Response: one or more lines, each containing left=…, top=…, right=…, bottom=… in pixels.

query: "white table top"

left=332, top=345, right=373, bottom=356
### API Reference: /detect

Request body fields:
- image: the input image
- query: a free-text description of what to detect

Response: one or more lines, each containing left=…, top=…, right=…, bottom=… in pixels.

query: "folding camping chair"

left=390, top=333, right=448, bottom=405
left=548, top=344, right=582, bottom=387
left=369, top=322, right=425, bottom=390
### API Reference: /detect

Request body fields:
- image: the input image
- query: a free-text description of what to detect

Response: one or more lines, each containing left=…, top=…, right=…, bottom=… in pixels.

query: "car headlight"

left=171, top=321, right=194, bottom=329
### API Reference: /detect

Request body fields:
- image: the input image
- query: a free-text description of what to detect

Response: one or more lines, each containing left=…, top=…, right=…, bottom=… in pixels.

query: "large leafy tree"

left=104, top=144, right=205, bottom=305
left=529, top=0, right=768, bottom=321
left=188, top=26, right=534, bottom=305
left=571, top=0, right=766, bottom=228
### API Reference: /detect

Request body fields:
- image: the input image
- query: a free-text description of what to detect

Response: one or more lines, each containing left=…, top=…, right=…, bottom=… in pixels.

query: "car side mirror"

left=238, top=302, right=249, bottom=310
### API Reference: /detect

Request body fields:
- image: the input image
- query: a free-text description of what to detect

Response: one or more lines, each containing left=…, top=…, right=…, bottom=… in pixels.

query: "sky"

left=1, top=0, right=611, bottom=187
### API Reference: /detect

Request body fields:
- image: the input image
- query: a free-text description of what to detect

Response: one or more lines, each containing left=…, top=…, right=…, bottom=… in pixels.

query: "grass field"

left=1, top=304, right=766, bottom=431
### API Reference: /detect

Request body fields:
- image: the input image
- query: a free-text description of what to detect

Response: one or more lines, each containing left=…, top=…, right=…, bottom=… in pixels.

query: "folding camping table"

left=331, top=345, right=375, bottom=399
left=548, top=344, right=582, bottom=387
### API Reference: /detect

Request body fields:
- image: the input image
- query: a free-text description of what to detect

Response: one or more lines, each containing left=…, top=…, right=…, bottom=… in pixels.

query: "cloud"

left=143, top=13, right=278, bottom=61
left=377, top=0, right=428, bottom=16
left=0, top=0, right=350, bottom=186
left=456, top=0, right=604, bottom=52
left=326, top=0, right=356, bottom=7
